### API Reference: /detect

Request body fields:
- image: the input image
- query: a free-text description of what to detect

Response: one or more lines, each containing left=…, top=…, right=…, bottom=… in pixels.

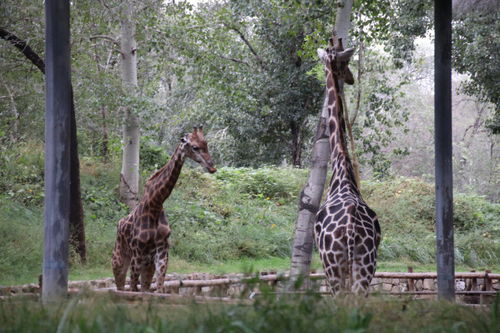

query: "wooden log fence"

left=1, top=269, right=498, bottom=302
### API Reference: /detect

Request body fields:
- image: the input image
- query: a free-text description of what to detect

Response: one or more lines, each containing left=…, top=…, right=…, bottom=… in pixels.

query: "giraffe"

left=112, top=126, right=216, bottom=293
left=315, top=37, right=381, bottom=295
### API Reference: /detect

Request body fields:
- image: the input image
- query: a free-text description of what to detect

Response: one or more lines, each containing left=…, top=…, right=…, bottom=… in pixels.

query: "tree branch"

left=89, top=34, right=120, bottom=47
left=216, top=54, right=250, bottom=67
left=0, top=27, right=45, bottom=74
left=222, top=23, right=267, bottom=71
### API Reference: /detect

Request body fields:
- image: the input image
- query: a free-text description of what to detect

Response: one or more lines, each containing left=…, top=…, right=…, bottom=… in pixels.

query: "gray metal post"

left=434, top=0, right=455, bottom=300
left=42, top=0, right=72, bottom=302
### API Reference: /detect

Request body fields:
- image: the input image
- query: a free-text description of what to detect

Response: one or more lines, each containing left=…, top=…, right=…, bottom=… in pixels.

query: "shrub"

left=215, top=167, right=307, bottom=202
left=0, top=141, right=45, bottom=205
left=140, top=140, right=170, bottom=172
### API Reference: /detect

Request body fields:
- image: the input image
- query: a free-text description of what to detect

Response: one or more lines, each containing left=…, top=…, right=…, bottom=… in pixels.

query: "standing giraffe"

left=315, top=37, right=381, bottom=295
left=112, top=126, right=216, bottom=292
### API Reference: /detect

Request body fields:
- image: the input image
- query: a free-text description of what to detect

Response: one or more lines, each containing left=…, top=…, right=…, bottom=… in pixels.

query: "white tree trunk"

left=289, top=96, right=330, bottom=287
left=334, top=0, right=353, bottom=42
left=119, top=1, right=140, bottom=209
left=288, top=0, right=354, bottom=287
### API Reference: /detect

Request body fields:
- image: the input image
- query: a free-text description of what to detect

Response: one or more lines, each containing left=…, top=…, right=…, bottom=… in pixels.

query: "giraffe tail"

left=346, top=217, right=356, bottom=292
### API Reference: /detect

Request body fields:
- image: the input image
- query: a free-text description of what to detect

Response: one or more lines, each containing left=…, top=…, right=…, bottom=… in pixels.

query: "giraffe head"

left=180, top=126, right=217, bottom=173
left=317, top=37, right=355, bottom=85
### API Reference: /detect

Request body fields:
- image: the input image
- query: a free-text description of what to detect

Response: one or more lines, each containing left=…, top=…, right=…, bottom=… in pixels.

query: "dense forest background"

left=1, top=0, right=497, bottom=199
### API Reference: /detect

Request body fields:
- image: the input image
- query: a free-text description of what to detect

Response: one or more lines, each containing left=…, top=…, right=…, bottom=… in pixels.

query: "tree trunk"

left=119, top=1, right=140, bottom=209
left=289, top=96, right=330, bottom=288
left=69, top=87, right=86, bottom=263
left=0, top=27, right=86, bottom=263
left=288, top=0, right=354, bottom=288
left=100, top=105, right=110, bottom=161
left=290, top=120, right=302, bottom=167
left=93, top=42, right=110, bottom=162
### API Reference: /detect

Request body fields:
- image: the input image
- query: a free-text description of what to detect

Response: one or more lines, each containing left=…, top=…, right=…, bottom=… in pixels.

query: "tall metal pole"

left=42, top=0, right=72, bottom=302
left=434, top=0, right=455, bottom=301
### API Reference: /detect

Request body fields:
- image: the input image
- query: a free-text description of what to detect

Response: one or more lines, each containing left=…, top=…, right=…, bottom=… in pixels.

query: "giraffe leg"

left=129, top=254, right=141, bottom=292
left=155, top=211, right=171, bottom=293
left=352, top=256, right=374, bottom=296
left=140, top=262, right=155, bottom=292
left=155, top=246, right=169, bottom=293
left=323, top=257, right=345, bottom=296
left=325, top=266, right=344, bottom=295
left=112, top=239, right=130, bottom=291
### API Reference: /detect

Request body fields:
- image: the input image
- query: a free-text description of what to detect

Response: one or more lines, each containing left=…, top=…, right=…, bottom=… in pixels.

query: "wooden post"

left=483, top=270, right=492, bottom=291
left=407, top=266, right=415, bottom=292
left=434, top=0, right=455, bottom=301
left=42, top=0, right=72, bottom=303
left=481, top=270, right=492, bottom=304
left=466, top=270, right=475, bottom=291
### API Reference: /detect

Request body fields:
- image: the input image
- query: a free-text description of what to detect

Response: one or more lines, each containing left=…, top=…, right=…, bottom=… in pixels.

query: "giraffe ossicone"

left=112, top=127, right=216, bottom=293
left=315, top=37, right=381, bottom=295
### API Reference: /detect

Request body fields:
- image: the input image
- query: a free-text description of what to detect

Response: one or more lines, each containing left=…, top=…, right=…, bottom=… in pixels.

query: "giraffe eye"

left=192, top=146, right=199, bottom=151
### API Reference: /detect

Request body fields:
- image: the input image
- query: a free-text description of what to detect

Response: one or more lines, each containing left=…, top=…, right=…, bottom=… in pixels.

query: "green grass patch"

left=0, top=145, right=499, bottom=285
left=0, top=293, right=498, bottom=332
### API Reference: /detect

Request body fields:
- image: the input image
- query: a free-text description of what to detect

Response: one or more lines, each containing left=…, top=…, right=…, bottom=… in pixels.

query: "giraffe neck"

left=326, top=68, right=359, bottom=195
left=141, top=144, right=186, bottom=212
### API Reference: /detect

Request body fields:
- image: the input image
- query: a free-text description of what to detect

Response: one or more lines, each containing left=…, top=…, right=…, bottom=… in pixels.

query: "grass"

left=0, top=292, right=498, bottom=332
left=0, top=143, right=499, bottom=286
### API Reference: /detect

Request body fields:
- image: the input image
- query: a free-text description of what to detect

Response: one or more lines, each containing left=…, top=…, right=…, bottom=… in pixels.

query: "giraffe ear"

left=337, top=47, right=355, bottom=62
left=317, top=48, right=327, bottom=61
left=344, top=68, right=355, bottom=85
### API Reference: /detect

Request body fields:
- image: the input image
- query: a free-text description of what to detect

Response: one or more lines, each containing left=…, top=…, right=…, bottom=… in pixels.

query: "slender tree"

left=288, top=0, right=354, bottom=287
left=118, top=0, right=140, bottom=209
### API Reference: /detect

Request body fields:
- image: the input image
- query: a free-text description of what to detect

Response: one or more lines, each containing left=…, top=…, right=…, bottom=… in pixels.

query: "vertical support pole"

left=42, top=0, right=72, bottom=303
left=407, top=266, right=415, bottom=292
left=434, top=0, right=454, bottom=301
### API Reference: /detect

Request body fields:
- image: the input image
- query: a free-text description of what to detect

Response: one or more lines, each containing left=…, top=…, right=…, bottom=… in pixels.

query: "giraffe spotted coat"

left=112, top=127, right=216, bottom=292
left=315, top=38, right=381, bottom=294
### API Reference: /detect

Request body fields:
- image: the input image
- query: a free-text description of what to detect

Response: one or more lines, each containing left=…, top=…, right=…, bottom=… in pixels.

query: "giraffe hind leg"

left=325, top=264, right=345, bottom=296
left=155, top=246, right=169, bottom=293
left=112, top=243, right=130, bottom=291
left=351, top=258, right=373, bottom=296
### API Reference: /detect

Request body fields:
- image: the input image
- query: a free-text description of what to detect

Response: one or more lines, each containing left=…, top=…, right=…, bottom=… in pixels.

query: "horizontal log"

left=253, top=290, right=499, bottom=296
left=85, top=289, right=250, bottom=304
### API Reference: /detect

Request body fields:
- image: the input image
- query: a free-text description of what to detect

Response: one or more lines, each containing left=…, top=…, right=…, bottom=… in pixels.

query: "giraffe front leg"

left=129, top=255, right=141, bottom=292
left=141, top=263, right=155, bottom=292
left=155, top=247, right=169, bottom=293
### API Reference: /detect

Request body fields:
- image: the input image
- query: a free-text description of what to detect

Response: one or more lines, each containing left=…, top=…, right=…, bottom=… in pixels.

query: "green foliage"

left=382, top=0, right=499, bottom=133
left=1, top=152, right=499, bottom=285
left=215, top=167, right=307, bottom=201
left=157, top=0, right=328, bottom=166
left=453, top=11, right=500, bottom=133
left=0, top=200, right=43, bottom=285
left=139, top=139, right=170, bottom=172
left=165, top=167, right=302, bottom=262
left=0, top=142, right=45, bottom=205
left=363, top=177, right=500, bottom=265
